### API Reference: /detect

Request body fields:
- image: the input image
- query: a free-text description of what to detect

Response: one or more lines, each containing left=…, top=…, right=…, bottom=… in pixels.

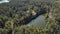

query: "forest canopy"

left=0, top=0, right=60, bottom=34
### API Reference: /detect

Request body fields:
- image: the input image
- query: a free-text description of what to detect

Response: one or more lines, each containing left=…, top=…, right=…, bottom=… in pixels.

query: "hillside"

left=0, top=0, right=60, bottom=34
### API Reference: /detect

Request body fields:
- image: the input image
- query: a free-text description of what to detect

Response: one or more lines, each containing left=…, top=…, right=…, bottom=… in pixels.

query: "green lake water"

left=27, top=15, right=46, bottom=28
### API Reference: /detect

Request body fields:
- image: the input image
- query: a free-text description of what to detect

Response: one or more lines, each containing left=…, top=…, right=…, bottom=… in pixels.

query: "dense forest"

left=0, top=0, right=60, bottom=34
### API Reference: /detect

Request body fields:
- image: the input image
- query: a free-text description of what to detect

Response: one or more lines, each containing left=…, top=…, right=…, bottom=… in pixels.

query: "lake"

left=27, top=15, right=46, bottom=28
left=0, top=0, right=9, bottom=3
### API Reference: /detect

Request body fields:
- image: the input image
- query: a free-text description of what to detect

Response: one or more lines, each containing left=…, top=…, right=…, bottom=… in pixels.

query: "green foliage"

left=0, top=0, right=60, bottom=34
left=5, top=20, right=13, bottom=30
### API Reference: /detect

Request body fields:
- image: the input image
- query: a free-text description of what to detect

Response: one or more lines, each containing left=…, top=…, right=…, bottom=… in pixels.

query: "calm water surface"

left=27, top=15, right=46, bottom=28
left=0, top=0, right=9, bottom=3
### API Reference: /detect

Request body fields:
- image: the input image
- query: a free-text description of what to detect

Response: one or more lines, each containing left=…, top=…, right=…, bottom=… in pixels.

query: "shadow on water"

left=21, top=8, right=47, bottom=26
left=27, top=15, right=45, bottom=27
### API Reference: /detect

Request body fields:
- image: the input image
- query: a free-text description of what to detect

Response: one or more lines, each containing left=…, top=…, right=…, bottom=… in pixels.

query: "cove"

left=27, top=15, right=46, bottom=28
